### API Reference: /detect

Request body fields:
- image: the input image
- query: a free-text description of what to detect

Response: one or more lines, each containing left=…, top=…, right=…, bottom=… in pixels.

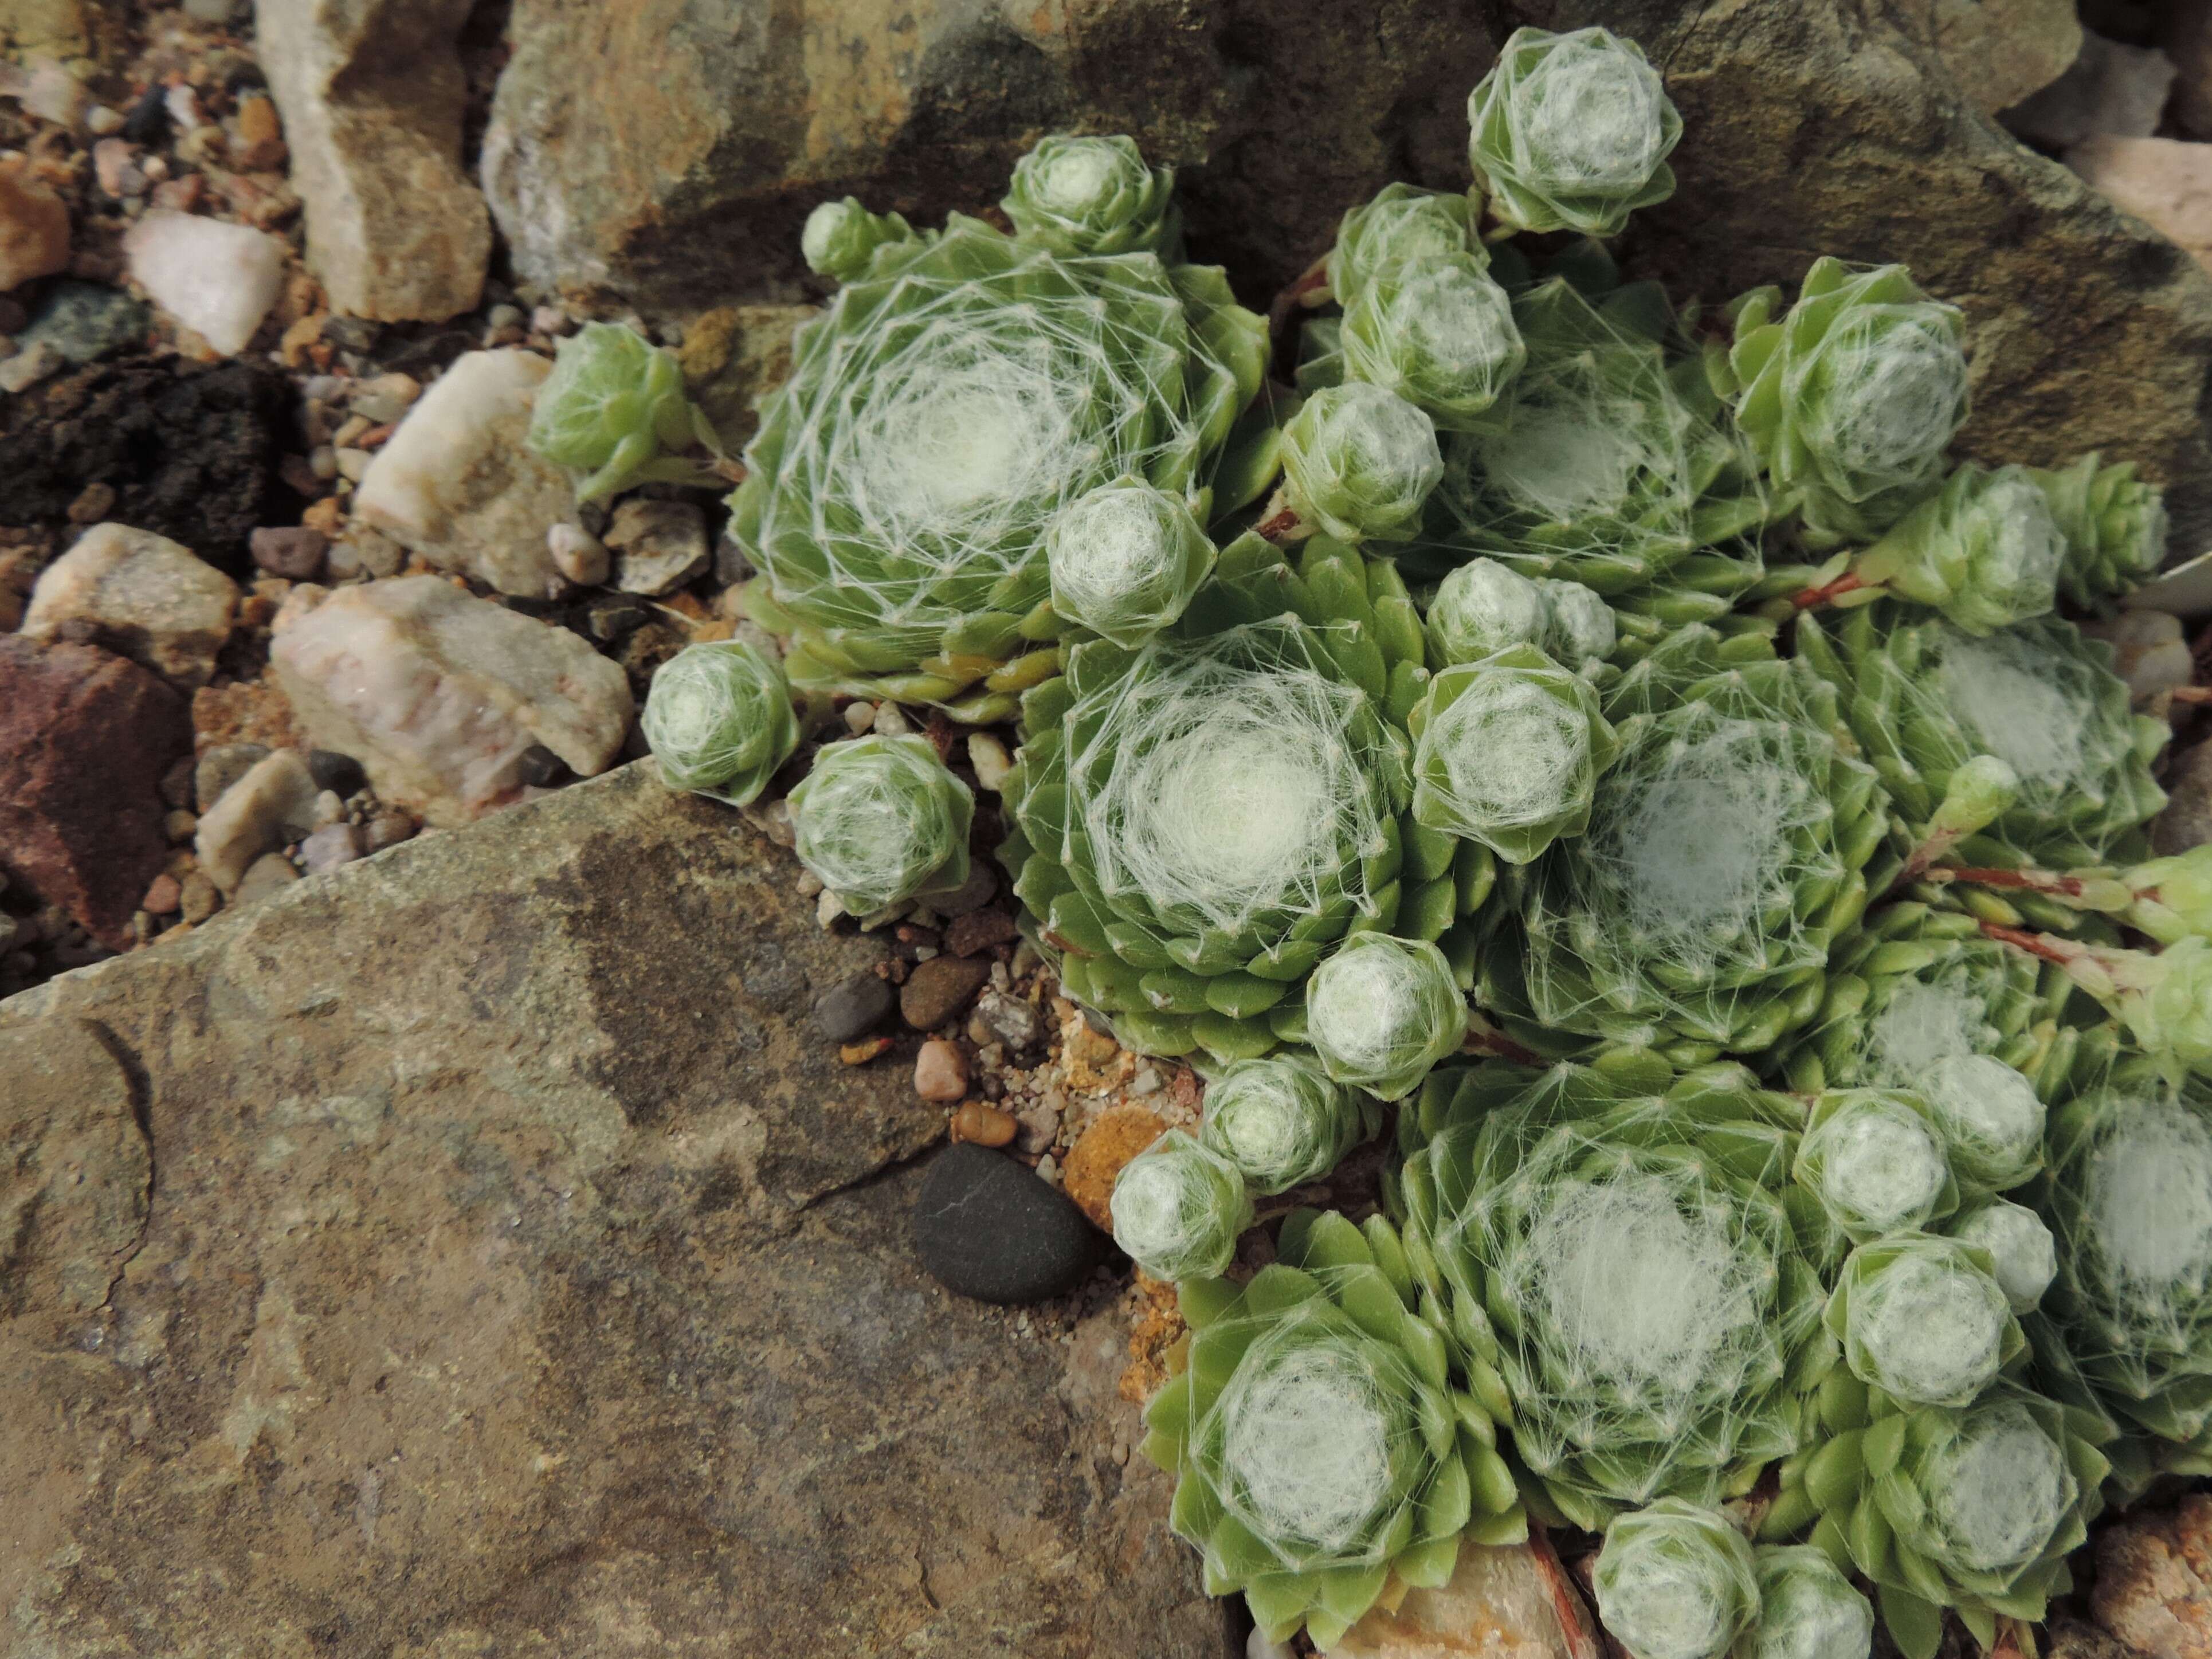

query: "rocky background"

left=2, top=0, right=2212, bottom=1654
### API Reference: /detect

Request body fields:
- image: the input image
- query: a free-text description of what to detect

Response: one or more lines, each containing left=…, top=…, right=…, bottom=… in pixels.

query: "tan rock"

left=2093, top=1493, right=2212, bottom=1659
left=0, top=0, right=89, bottom=62
left=0, top=155, right=69, bottom=292
left=0, top=766, right=1218, bottom=1654
left=123, top=209, right=289, bottom=355
left=1902, top=0, right=2081, bottom=114
left=269, top=576, right=633, bottom=825
left=353, top=348, right=582, bottom=597
left=2004, top=33, right=2176, bottom=150
left=1336, top=1542, right=1598, bottom=1659
left=253, top=0, right=489, bottom=321
left=2068, top=136, right=2212, bottom=277
left=193, top=747, right=319, bottom=894
left=21, top=523, right=240, bottom=688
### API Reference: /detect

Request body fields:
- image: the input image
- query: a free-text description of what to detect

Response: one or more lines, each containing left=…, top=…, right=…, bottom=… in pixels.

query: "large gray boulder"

left=480, top=0, right=2212, bottom=545
left=0, top=766, right=1225, bottom=1657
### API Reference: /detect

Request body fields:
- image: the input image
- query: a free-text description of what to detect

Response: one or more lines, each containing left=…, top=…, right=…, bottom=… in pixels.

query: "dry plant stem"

left=1791, top=570, right=1868, bottom=610
left=1464, top=1021, right=1546, bottom=1066
left=1929, top=865, right=2115, bottom=900
left=2172, top=685, right=2212, bottom=705
left=1979, top=919, right=2084, bottom=968
left=1268, top=255, right=1333, bottom=338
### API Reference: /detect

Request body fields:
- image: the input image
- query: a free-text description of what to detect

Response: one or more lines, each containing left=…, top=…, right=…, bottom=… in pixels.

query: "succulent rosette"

left=1942, top=1200, right=2057, bottom=1315
left=1408, top=267, right=1768, bottom=653
left=1594, top=1499, right=1762, bottom=1659
left=801, top=196, right=921, bottom=283
left=1110, top=1128, right=1256, bottom=1280
left=1390, top=1056, right=1833, bottom=1529
left=1793, top=1091, right=1960, bottom=1254
left=1000, top=534, right=1494, bottom=1063
left=1199, top=1054, right=1379, bottom=1196
left=1797, top=604, right=2167, bottom=872
left=1301, top=933, right=1468, bottom=1102
left=732, top=217, right=1269, bottom=720
left=1725, top=260, right=1970, bottom=547
left=1829, top=464, right=2066, bottom=636
left=1475, top=627, right=1885, bottom=1066
left=639, top=640, right=800, bottom=805
left=2030, top=452, right=2169, bottom=609
left=1325, top=182, right=1485, bottom=301
left=1740, top=1544, right=1874, bottom=1659
left=1001, top=132, right=1179, bottom=257
left=1467, top=27, right=1684, bottom=237
left=2028, top=1059, right=2212, bottom=1462
left=1140, top=1209, right=1526, bottom=1649
left=1044, top=477, right=1218, bottom=648
left=786, top=733, right=973, bottom=914
left=1422, top=558, right=1620, bottom=676
left=1340, top=254, right=1527, bottom=430
left=1278, top=383, right=1446, bottom=544
left=1826, top=1233, right=2023, bottom=1411
left=1778, top=902, right=2088, bottom=1105
left=1407, top=644, right=1618, bottom=862
left=1764, top=1370, right=2108, bottom=1659
left=526, top=320, right=723, bottom=503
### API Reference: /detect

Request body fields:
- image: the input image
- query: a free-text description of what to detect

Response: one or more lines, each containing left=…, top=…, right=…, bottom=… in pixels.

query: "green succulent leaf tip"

left=1942, top=1199, right=2055, bottom=1314
left=1281, top=383, right=1445, bottom=544
left=1002, top=132, right=1179, bottom=257
left=1595, top=1499, right=1761, bottom=1659
left=2127, top=844, right=2212, bottom=946
left=1140, top=1207, right=1525, bottom=1650
left=1468, top=26, right=1683, bottom=238
left=1407, top=645, right=1619, bottom=863
left=1827, top=1233, right=2021, bottom=1409
left=526, top=320, right=719, bottom=504
left=1848, top=465, right=2066, bottom=636
left=640, top=640, right=800, bottom=804
left=1110, top=1128, right=1254, bottom=1281
left=2035, top=1063, right=2212, bottom=1449
left=1303, top=934, right=1465, bottom=1101
left=786, top=733, right=974, bottom=914
left=1728, top=260, right=1969, bottom=547
left=1793, top=1090, right=1958, bottom=1249
left=1392, top=1061, right=1830, bottom=1528
left=801, top=197, right=920, bottom=283
left=1045, top=479, right=1217, bottom=648
left=1740, top=1544, right=1873, bottom=1659
left=1342, top=254, right=1526, bottom=431
left=1199, top=1055, right=1374, bottom=1196
left=2031, top=451, right=2169, bottom=608
left=1327, top=182, right=1485, bottom=303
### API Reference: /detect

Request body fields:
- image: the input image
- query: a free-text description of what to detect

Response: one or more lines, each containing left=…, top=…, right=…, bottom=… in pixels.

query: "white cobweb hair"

left=1205, top=1304, right=1420, bottom=1570
left=1839, top=1237, right=2012, bottom=1407
left=1426, top=558, right=1550, bottom=662
left=1747, top=1546, right=1873, bottom=1659
left=1919, top=1393, right=2077, bottom=1574
left=1792, top=302, right=1968, bottom=508
left=1946, top=1200, right=2057, bottom=1313
left=1417, top=670, right=1595, bottom=844
left=1508, top=29, right=1672, bottom=195
left=1068, top=617, right=1396, bottom=939
left=1795, top=1092, right=1951, bottom=1240
left=1109, top=1128, right=1253, bottom=1281
left=1921, top=1053, right=2044, bottom=1189
left=1592, top=1500, right=1759, bottom=1659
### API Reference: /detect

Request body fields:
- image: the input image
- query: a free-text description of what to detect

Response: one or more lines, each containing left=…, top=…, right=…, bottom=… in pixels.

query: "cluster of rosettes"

left=586, top=21, right=2212, bottom=1659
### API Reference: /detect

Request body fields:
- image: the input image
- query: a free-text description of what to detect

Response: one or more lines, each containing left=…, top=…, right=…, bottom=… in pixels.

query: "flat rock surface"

left=0, top=764, right=1223, bottom=1657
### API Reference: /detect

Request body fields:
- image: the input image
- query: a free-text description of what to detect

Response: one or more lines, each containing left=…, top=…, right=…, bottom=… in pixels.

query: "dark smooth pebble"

left=307, top=749, right=365, bottom=797
left=913, top=1143, right=1098, bottom=1304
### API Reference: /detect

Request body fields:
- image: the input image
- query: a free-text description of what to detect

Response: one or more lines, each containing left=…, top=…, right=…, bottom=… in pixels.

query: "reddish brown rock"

left=0, top=636, right=190, bottom=951
left=2095, top=1493, right=2212, bottom=1659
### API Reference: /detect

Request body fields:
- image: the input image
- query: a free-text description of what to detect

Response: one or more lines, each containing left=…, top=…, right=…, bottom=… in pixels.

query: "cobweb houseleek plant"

left=999, top=533, right=1494, bottom=1064
left=526, top=320, right=727, bottom=503
left=801, top=197, right=921, bottom=283
left=1043, top=477, right=1218, bottom=648
left=786, top=733, right=973, bottom=914
left=1324, top=182, right=1486, bottom=305
left=1741, top=1544, right=1875, bottom=1659
left=1466, top=27, right=1684, bottom=238
left=1199, top=1054, right=1378, bottom=1196
left=1339, top=253, right=1527, bottom=430
left=1976, top=928, right=2212, bottom=1083
left=1001, top=133, right=1179, bottom=257
left=639, top=639, right=800, bottom=805
left=1791, top=1091, right=1960, bottom=1256
left=1389, top=1056, right=1832, bottom=1529
left=1111, top=1127, right=1255, bottom=1281
left=1273, top=382, right=1446, bottom=545
left=1827, top=1233, right=2024, bottom=1411
left=1140, top=1208, right=1525, bottom=1650
left=732, top=189, right=1270, bottom=721
left=1422, top=556, right=1621, bottom=676
left=1593, top=1499, right=1762, bottom=1659
left=1300, top=933, right=1468, bottom=1101
left=1797, top=603, right=2168, bottom=874
left=1723, top=259, right=1970, bottom=548
left=2030, top=451, right=2169, bottom=610
left=1474, top=626, right=1885, bottom=1066
left=1763, top=1369, right=2109, bottom=1659
left=1943, top=1199, right=2058, bottom=1315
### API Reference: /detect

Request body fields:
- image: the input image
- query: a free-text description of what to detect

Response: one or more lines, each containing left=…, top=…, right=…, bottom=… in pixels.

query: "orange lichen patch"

left=1118, top=1270, right=1186, bottom=1405
left=190, top=673, right=304, bottom=755
left=1063, top=1102, right=1168, bottom=1231
left=1054, top=996, right=1132, bottom=1095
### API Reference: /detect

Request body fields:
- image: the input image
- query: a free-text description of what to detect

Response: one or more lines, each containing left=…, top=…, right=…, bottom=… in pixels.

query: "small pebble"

left=1128, top=1064, right=1163, bottom=1097
left=178, top=870, right=221, bottom=925
left=0, top=341, right=65, bottom=394
left=311, top=789, right=346, bottom=827
left=119, top=85, right=167, bottom=146
left=872, top=701, right=912, bottom=736
left=142, top=873, right=181, bottom=916
left=92, top=137, right=146, bottom=200
left=87, top=104, right=125, bottom=138
left=813, top=970, right=894, bottom=1042
left=945, top=908, right=1018, bottom=958
left=911, top=1143, right=1098, bottom=1304
left=487, top=303, right=524, bottom=331
left=931, top=861, right=998, bottom=918
left=66, top=482, right=116, bottom=524
left=843, top=700, right=877, bottom=735
left=971, top=987, right=1044, bottom=1053
left=951, top=1101, right=1018, bottom=1147
left=362, top=809, right=417, bottom=853
left=233, top=851, right=300, bottom=907
left=794, top=869, right=824, bottom=899
left=900, top=954, right=993, bottom=1030
left=334, top=446, right=372, bottom=483
left=300, top=821, right=362, bottom=873
left=913, top=1037, right=968, bottom=1102
left=1014, top=1099, right=1060, bottom=1155
left=840, top=1034, right=895, bottom=1065
left=530, top=305, right=570, bottom=336
left=548, top=523, right=609, bottom=586
left=250, top=525, right=328, bottom=579
left=163, top=808, right=199, bottom=844
left=307, top=749, right=366, bottom=796
left=517, top=744, right=567, bottom=787
left=968, top=732, right=1013, bottom=793
left=309, top=445, right=339, bottom=481
left=196, top=742, right=271, bottom=812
